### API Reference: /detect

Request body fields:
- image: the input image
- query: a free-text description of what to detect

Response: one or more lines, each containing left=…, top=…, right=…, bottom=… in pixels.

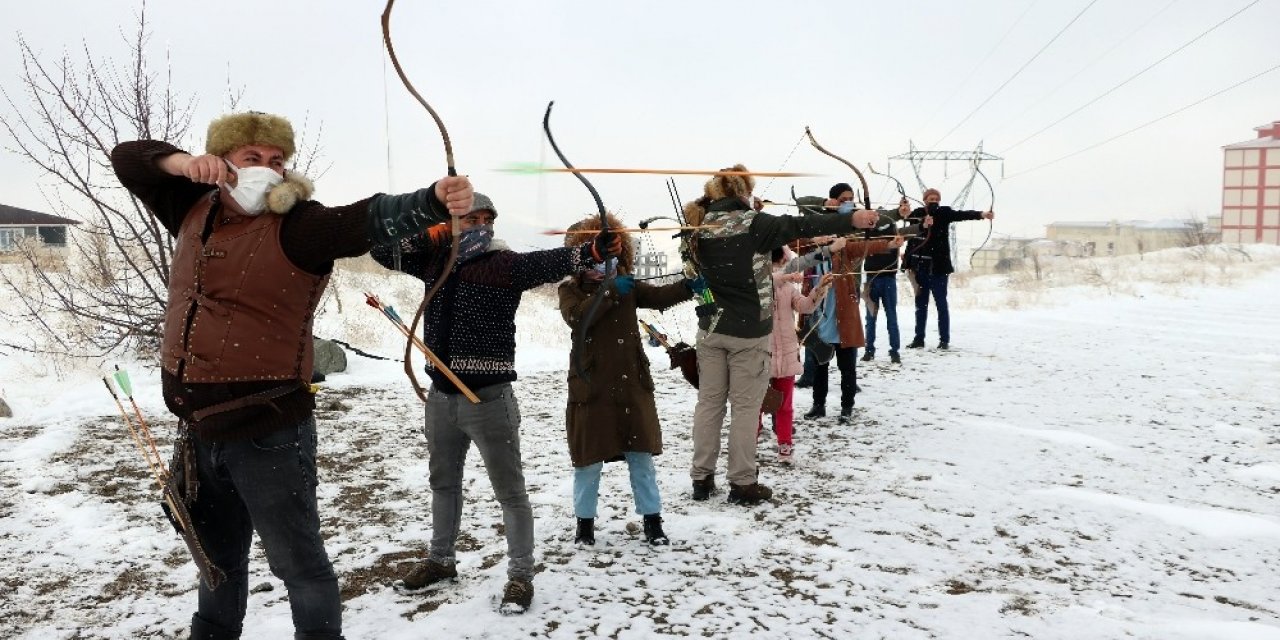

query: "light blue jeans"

left=573, top=451, right=661, bottom=518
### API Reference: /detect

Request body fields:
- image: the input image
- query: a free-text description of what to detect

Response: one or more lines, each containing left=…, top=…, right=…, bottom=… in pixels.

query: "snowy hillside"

left=1, top=246, right=1278, bottom=639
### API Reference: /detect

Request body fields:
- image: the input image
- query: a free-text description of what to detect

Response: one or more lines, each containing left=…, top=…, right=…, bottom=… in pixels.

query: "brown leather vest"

left=161, top=193, right=328, bottom=383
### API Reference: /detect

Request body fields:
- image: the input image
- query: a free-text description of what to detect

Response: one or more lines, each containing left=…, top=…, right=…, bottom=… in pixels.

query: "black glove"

left=592, top=226, right=621, bottom=262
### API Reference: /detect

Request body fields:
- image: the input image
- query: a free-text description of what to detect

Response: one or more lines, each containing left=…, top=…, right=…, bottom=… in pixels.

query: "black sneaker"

left=727, top=482, right=773, bottom=506
left=907, top=338, right=925, bottom=349
left=839, top=407, right=853, bottom=424
left=938, top=342, right=949, bottom=350
left=802, top=406, right=826, bottom=420
left=890, top=351, right=901, bottom=364
left=642, top=514, right=670, bottom=546
left=499, top=578, right=534, bottom=615
left=860, top=351, right=874, bottom=362
left=691, top=477, right=715, bottom=501
left=574, top=517, right=595, bottom=546
left=393, top=559, right=457, bottom=594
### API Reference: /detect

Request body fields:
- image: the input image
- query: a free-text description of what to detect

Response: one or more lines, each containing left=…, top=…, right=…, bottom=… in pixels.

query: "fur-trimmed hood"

left=563, top=212, right=634, bottom=274
left=684, top=164, right=755, bottom=227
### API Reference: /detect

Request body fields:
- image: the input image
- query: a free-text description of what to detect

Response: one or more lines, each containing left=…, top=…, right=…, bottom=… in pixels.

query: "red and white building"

left=1220, top=120, right=1280, bottom=244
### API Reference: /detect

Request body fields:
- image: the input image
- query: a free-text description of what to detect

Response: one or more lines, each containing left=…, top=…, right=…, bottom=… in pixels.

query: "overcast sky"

left=2, top=0, right=1276, bottom=253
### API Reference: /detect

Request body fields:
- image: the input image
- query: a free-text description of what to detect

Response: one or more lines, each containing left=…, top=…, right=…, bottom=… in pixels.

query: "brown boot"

left=393, top=558, right=457, bottom=594
left=727, top=482, right=773, bottom=506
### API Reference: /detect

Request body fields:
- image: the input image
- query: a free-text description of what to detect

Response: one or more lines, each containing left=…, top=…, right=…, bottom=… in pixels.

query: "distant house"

left=0, top=203, right=79, bottom=263
left=1044, top=220, right=1203, bottom=258
left=971, top=238, right=1056, bottom=273
left=1220, top=120, right=1280, bottom=244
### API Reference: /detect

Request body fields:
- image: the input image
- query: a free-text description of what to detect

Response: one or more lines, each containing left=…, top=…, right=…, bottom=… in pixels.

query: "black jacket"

left=904, top=205, right=984, bottom=276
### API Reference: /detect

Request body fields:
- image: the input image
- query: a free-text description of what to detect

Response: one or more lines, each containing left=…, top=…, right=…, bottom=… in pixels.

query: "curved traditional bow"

left=968, top=159, right=996, bottom=268
left=381, top=0, right=463, bottom=403
left=543, top=101, right=611, bottom=381
left=804, top=126, right=875, bottom=293
left=867, top=163, right=924, bottom=209
left=805, top=126, right=870, bottom=211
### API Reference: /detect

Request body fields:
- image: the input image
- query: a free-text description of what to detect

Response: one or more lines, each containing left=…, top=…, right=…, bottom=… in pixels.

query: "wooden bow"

left=381, top=0, right=471, bottom=403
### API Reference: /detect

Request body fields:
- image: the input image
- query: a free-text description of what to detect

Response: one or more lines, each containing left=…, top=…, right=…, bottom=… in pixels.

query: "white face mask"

left=224, top=162, right=284, bottom=215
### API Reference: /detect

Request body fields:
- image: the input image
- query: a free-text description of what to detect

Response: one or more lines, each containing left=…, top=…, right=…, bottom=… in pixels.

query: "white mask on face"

left=225, top=162, right=284, bottom=215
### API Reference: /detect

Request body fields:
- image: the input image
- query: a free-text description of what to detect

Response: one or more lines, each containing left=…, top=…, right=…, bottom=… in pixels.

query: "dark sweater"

left=111, top=140, right=451, bottom=440
left=371, top=232, right=597, bottom=393
left=694, top=198, right=857, bottom=339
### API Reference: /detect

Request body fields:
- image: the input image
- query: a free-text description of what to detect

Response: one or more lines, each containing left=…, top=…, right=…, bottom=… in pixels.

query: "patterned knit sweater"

left=371, top=230, right=597, bottom=393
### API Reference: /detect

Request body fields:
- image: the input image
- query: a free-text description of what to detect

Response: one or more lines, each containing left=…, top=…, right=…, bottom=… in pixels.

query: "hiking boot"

left=938, top=342, right=949, bottom=350
left=890, top=351, right=901, bottom=364
left=727, top=482, right=773, bottom=506
left=691, top=477, right=715, bottom=501
left=190, top=613, right=240, bottom=640
left=574, top=517, right=595, bottom=546
left=778, top=444, right=794, bottom=464
left=860, top=350, right=874, bottom=362
left=907, top=338, right=925, bottom=349
left=393, top=558, right=457, bottom=594
left=499, top=578, right=534, bottom=615
left=802, top=406, right=825, bottom=420
left=642, top=514, right=670, bottom=546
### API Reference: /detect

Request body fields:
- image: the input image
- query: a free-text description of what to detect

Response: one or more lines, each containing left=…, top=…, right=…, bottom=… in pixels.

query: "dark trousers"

left=812, top=345, right=857, bottom=411
left=913, top=269, right=951, bottom=344
left=189, top=416, right=341, bottom=637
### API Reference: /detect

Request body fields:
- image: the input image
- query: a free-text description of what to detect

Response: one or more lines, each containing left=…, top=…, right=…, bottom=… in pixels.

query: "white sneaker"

left=778, top=444, right=794, bottom=464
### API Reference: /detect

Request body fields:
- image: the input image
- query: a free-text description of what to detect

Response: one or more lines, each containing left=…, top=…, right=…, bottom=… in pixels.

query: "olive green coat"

left=558, top=277, right=692, bottom=468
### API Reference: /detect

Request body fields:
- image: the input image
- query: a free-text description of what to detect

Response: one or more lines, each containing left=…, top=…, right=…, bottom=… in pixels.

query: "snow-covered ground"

left=2, top=246, right=1278, bottom=639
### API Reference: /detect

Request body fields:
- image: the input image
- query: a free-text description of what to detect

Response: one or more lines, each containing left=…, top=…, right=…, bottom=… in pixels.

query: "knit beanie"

left=829, top=182, right=854, bottom=200
left=471, top=192, right=498, bottom=218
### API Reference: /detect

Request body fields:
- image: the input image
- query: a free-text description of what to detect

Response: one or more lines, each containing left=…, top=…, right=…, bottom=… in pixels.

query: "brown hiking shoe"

left=727, top=482, right=773, bottom=506
left=393, top=558, right=457, bottom=594
left=499, top=578, right=534, bottom=615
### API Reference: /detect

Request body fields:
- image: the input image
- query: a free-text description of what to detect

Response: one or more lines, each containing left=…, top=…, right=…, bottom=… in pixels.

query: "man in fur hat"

left=371, top=193, right=621, bottom=614
left=684, top=165, right=880, bottom=506
left=111, top=111, right=473, bottom=640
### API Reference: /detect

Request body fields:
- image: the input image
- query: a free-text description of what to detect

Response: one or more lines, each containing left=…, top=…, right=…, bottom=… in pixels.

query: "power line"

left=1005, top=61, right=1280, bottom=179
left=933, top=0, right=1099, bottom=148
left=1003, top=0, right=1259, bottom=153
left=910, top=0, right=1040, bottom=141
left=985, top=0, right=1179, bottom=140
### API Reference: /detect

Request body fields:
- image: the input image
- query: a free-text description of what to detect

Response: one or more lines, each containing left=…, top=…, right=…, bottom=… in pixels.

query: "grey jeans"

left=691, top=331, right=772, bottom=486
left=424, top=383, right=534, bottom=581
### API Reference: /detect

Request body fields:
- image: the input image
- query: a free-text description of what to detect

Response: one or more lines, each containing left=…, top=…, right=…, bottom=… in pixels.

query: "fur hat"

left=923, top=187, right=942, bottom=201
left=829, top=182, right=854, bottom=200
left=704, top=164, right=755, bottom=202
left=206, top=111, right=297, bottom=160
left=563, top=213, right=634, bottom=274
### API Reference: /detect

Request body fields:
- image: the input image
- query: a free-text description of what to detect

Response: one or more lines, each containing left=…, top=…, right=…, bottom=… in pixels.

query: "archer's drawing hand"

left=170, top=153, right=232, bottom=186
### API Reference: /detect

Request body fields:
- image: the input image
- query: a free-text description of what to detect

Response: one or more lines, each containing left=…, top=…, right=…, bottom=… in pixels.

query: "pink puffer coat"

left=768, top=267, right=819, bottom=379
